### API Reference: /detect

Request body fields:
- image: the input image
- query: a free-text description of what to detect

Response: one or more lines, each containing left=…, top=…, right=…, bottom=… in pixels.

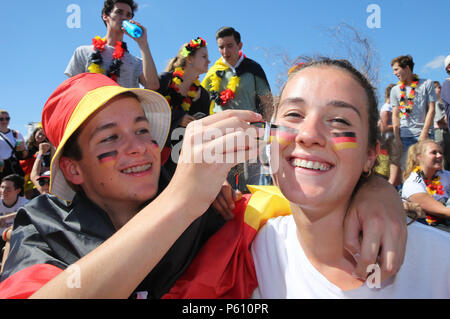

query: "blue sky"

left=1, top=0, right=449, bottom=138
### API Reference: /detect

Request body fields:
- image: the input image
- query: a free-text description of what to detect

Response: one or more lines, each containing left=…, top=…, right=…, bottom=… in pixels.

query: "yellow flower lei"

left=165, top=67, right=200, bottom=112
left=202, top=58, right=241, bottom=114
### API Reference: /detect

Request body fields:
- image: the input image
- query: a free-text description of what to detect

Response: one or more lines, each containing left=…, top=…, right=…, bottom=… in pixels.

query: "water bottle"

left=122, top=20, right=142, bottom=38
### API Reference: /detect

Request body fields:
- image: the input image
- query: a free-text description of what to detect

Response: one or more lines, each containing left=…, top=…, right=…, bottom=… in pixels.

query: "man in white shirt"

left=0, top=110, right=27, bottom=180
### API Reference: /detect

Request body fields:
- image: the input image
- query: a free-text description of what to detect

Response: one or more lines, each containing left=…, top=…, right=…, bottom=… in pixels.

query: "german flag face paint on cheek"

left=97, top=150, right=118, bottom=164
left=331, top=132, right=357, bottom=151
left=269, top=125, right=298, bottom=146
left=151, top=139, right=160, bottom=151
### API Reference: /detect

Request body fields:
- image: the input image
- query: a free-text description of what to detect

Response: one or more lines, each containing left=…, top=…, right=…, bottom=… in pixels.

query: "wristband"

left=2, top=228, right=10, bottom=242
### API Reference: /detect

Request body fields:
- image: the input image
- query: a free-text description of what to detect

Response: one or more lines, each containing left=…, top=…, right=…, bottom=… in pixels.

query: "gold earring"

left=362, top=168, right=373, bottom=178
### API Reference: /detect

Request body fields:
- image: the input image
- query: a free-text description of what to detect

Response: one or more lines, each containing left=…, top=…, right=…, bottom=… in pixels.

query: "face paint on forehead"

left=331, top=132, right=358, bottom=151
left=97, top=150, right=118, bottom=164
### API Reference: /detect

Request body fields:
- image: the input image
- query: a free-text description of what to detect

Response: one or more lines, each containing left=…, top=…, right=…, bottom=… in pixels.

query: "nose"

left=123, top=133, right=148, bottom=156
left=294, top=114, right=327, bottom=148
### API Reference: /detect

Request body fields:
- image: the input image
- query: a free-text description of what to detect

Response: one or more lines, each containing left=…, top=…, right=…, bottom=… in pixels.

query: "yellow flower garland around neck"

left=203, top=58, right=241, bottom=114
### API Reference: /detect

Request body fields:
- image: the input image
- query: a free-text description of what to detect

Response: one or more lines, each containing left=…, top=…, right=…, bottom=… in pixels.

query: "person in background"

left=34, top=171, right=50, bottom=195
left=21, top=126, right=55, bottom=199
left=202, top=27, right=272, bottom=192
left=0, top=110, right=27, bottom=180
left=377, top=83, right=402, bottom=186
left=65, top=0, right=159, bottom=90
left=433, top=81, right=450, bottom=170
left=390, top=55, right=436, bottom=173
left=402, top=139, right=450, bottom=231
left=156, top=37, right=211, bottom=177
left=441, top=55, right=450, bottom=132
left=0, top=174, right=28, bottom=261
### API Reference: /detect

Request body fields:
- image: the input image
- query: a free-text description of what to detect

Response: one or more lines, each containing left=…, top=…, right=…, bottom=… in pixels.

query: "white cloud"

left=423, top=55, right=446, bottom=71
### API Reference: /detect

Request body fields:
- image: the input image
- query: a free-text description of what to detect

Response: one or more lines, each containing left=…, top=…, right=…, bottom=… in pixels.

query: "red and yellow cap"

left=42, top=73, right=171, bottom=201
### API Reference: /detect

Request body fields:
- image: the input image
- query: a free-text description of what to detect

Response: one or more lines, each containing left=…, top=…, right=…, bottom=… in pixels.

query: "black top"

left=158, top=72, right=210, bottom=131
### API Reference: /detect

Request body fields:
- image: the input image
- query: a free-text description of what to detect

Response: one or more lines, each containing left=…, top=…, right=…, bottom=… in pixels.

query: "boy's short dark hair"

left=102, top=0, right=138, bottom=25
left=215, top=27, right=241, bottom=44
left=2, top=174, right=25, bottom=195
left=391, top=55, right=415, bottom=72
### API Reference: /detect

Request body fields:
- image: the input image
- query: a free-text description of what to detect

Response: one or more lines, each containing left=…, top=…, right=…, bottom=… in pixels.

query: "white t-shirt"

left=0, top=130, right=26, bottom=160
left=251, top=215, right=450, bottom=298
left=402, top=170, right=450, bottom=202
left=390, top=79, right=437, bottom=138
left=0, top=196, right=28, bottom=234
left=379, top=102, right=393, bottom=140
left=65, top=45, right=143, bottom=88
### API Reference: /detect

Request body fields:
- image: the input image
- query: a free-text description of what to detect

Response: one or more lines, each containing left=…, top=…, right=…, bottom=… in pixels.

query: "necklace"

left=413, top=166, right=445, bottom=225
left=398, top=74, right=419, bottom=118
left=413, top=166, right=444, bottom=195
left=205, top=55, right=243, bottom=113
left=88, top=36, right=127, bottom=82
left=164, top=67, right=201, bottom=112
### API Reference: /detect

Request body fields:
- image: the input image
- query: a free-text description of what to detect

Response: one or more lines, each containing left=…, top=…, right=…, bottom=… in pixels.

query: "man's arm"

left=419, top=101, right=435, bottom=141
left=392, top=107, right=401, bottom=139
left=30, top=143, right=50, bottom=193
left=127, top=20, right=159, bottom=91
left=380, top=111, right=393, bottom=134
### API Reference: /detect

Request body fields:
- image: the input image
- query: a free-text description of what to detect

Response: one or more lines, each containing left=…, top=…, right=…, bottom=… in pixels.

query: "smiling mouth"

left=290, top=158, right=332, bottom=171
left=121, top=163, right=152, bottom=174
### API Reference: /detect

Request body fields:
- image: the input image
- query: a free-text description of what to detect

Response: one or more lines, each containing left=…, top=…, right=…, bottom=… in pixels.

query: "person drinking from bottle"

left=65, top=0, right=159, bottom=90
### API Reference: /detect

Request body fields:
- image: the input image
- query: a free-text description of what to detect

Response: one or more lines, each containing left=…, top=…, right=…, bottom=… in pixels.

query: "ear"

left=59, top=156, right=84, bottom=186
left=238, top=42, right=243, bottom=51
left=102, top=13, right=109, bottom=24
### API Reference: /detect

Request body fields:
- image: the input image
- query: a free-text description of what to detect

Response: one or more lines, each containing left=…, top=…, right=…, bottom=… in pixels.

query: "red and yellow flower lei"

left=88, top=36, right=127, bottom=82
left=398, top=74, right=419, bottom=118
left=203, top=53, right=244, bottom=114
left=413, top=166, right=445, bottom=225
left=165, top=67, right=201, bottom=112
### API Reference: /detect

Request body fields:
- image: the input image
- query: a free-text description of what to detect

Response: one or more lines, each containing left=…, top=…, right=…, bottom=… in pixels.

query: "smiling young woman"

left=402, top=139, right=450, bottom=228
left=249, top=58, right=450, bottom=298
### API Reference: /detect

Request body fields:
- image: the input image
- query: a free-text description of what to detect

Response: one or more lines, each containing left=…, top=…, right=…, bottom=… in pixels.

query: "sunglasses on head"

left=38, top=179, right=50, bottom=186
left=0, top=117, right=10, bottom=121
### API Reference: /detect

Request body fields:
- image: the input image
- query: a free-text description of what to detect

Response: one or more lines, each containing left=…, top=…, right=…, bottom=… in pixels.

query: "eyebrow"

left=279, top=97, right=361, bottom=118
left=90, top=116, right=149, bottom=141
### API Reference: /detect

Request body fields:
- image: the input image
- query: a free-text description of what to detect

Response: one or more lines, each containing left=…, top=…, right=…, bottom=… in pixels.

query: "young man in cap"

left=65, top=0, right=159, bottom=90
left=0, top=73, right=407, bottom=298
left=0, top=72, right=264, bottom=298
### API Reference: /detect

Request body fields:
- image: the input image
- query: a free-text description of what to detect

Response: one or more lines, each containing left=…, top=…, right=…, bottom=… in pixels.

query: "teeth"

left=121, top=164, right=152, bottom=174
left=291, top=158, right=330, bottom=171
